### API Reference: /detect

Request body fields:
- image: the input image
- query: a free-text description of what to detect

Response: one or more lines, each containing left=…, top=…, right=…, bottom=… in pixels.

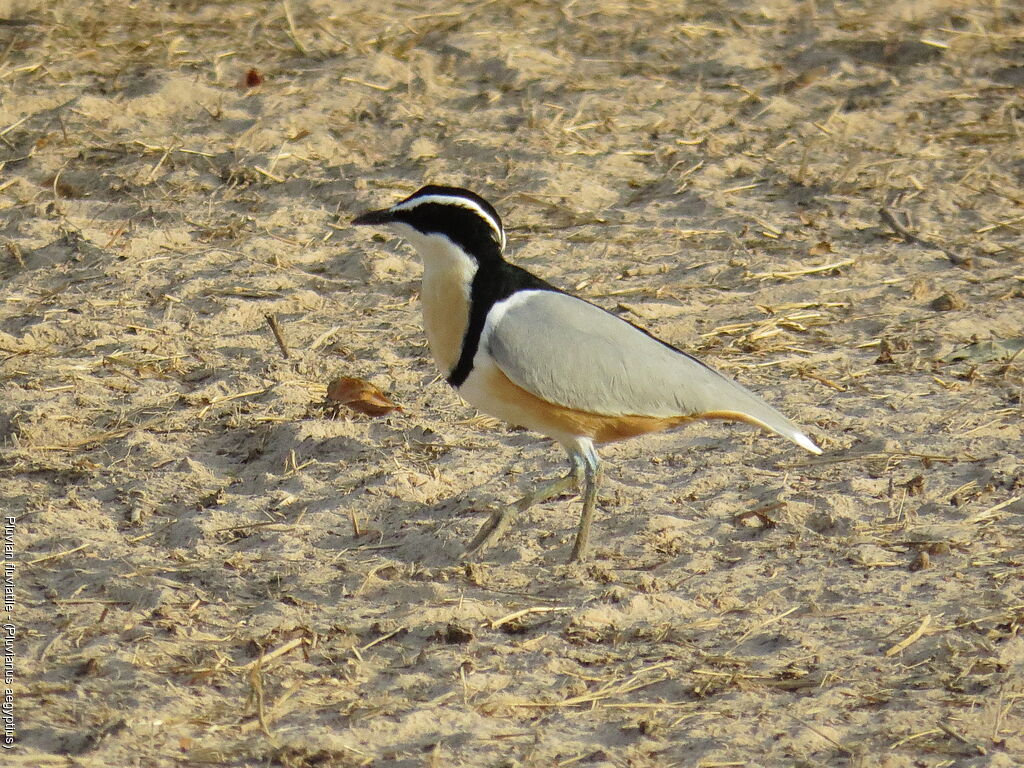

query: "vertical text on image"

left=1, top=515, right=11, bottom=616
left=1, top=515, right=12, bottom=748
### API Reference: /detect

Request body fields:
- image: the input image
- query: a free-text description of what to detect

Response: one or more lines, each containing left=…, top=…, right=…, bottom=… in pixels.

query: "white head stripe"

left=391, top=194, right=506, bottom=251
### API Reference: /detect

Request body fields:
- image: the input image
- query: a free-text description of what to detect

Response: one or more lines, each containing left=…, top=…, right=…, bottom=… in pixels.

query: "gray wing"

left=486, top=290, right=820, bottom=452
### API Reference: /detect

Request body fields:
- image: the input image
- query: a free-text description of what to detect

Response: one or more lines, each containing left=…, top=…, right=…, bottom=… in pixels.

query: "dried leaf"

left=808, top=240, right=833, bottom=256
left=242, top=68, right=264, bottom=88
left=326, top=377, right=400, bottom=416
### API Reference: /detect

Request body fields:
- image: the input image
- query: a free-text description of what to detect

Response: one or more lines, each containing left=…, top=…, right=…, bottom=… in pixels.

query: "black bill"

left=352, top=208, right=395, bottom=226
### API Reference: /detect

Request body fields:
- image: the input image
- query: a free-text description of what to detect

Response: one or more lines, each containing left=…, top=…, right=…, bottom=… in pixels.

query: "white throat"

left=389, top=222, right=477, bottom=374
left=389, top=222, right=478, bottom=276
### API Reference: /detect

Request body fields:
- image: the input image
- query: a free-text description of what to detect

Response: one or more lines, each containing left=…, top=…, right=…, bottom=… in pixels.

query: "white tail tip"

left=793, top=432, right=823, bottom=455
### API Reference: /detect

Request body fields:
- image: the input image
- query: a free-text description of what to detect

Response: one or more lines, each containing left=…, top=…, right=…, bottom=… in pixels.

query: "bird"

left=352, top=185, right=822, bottom=562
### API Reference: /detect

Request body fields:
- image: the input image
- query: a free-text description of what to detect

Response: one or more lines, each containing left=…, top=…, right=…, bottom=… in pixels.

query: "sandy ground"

left=2, top=0, right=1023, bottom=766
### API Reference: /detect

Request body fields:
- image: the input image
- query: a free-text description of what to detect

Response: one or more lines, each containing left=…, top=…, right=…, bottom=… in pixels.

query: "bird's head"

left=352, top=185, right=506, bottom=266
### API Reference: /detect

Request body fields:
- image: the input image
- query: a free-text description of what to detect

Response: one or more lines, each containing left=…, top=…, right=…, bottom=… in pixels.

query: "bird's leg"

left=462, top=452, right=584, bottom=559
left=568, top=440, right=601, bottom=563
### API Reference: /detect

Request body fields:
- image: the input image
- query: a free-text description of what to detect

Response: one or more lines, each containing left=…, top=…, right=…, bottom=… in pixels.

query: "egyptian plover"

left=353, top=185, right=821, bottom=562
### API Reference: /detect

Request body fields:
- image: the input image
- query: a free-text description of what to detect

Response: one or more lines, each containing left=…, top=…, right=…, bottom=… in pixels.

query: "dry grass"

left=2, top=0, right=1023, bottom=766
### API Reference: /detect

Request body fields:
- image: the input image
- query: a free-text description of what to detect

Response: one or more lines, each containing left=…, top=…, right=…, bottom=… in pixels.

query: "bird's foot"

left=460, top=471, right=579, bottom=560
left=460, top=505, right=517, bottom=560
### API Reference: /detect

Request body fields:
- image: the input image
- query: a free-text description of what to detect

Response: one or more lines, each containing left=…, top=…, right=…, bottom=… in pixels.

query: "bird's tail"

left=696, top=372, right=823, bottom=455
